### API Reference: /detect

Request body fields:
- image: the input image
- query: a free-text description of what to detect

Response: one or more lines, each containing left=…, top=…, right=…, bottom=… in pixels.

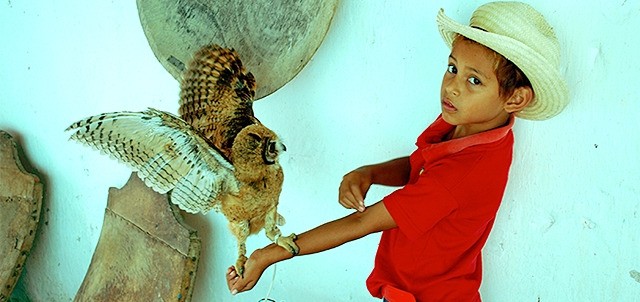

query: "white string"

left=260, top=263, right=277, bottom=302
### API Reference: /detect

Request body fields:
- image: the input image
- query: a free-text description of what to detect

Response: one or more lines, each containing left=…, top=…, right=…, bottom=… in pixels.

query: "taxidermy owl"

left=66, top=44, right=299, bottom=275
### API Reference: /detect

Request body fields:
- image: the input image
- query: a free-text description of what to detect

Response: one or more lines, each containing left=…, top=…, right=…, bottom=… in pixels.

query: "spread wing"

left=66, top=108, right=239, bottom=213
left=179, top=44, right=258, bottom=159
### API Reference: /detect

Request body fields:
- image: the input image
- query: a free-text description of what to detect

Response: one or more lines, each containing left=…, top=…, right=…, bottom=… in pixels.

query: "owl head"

left=231, top=124, right=285, bottom=171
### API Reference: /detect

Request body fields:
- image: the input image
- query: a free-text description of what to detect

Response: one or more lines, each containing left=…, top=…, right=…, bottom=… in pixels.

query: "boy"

left=226, top=2, right=568, bottom=301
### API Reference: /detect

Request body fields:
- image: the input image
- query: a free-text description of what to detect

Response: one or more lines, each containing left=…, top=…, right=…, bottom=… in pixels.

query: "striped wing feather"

left=179, top=44, right=258, bottom=158
left=66, top=108, right=239, bottom=213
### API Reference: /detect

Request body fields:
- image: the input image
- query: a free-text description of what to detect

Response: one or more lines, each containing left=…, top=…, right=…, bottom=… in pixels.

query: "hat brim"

left=436, top=9, right=568, bottom=121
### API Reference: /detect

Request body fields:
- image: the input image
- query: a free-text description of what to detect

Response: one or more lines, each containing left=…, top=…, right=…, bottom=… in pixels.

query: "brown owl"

left=66, top=45, right=299, bottom=276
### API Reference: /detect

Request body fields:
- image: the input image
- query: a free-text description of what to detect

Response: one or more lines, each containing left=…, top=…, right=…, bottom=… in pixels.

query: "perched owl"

left=66, top=45, right=299, bottom=275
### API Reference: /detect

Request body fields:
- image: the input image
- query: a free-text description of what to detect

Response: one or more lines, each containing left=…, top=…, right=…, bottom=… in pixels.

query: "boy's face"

left=440, top=39, right=511, bottom=137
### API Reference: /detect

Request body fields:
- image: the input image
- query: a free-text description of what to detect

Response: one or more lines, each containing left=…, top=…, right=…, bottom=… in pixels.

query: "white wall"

left=1, top=1, right=639, bottom=301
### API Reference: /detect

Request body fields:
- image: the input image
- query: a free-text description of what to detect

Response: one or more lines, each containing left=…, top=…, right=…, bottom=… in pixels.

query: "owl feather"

left=66, top=108, right=237, bottom=213
left=179, top=45, right=259, bottom=159
left=67, top=44, right=299, bottom=276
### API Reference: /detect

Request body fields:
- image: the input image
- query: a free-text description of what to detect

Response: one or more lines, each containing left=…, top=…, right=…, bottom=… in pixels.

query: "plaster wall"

left=1, top=1, right=638, bottom=301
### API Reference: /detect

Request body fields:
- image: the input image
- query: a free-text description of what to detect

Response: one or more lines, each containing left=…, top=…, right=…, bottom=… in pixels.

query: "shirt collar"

left=421, top=114, right=515, bottom=156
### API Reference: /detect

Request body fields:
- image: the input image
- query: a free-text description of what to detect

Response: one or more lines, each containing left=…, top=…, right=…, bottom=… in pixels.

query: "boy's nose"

left=445, top=80, right=460, bottom=97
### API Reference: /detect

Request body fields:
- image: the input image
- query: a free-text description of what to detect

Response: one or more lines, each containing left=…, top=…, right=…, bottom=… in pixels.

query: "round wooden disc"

left=137, top=0, right=338, bottom=99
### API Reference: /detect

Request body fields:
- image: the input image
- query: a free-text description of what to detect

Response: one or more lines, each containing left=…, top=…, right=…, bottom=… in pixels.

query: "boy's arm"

left=339, top=157, right=411, bottom=212
left=365, top=156, right=411, bottom=186
left=227, top=200, right=397, bottom=294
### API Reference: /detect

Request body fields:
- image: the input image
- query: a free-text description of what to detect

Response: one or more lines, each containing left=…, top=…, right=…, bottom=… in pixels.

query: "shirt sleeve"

left=383, top=171, right=458, bottom=241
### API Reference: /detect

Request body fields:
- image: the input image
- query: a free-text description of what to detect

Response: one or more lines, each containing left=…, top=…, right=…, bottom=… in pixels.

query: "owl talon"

left=276, top=233, right=299, bottom=256
left=276, top=213, right=286, bottom=226
left=235, top=255, right=248, bottom=277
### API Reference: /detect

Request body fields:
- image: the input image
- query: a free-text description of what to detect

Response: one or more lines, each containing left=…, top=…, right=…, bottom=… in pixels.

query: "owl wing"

left=66, top=108, right=239, bottom=214
left=178, top=44, right=259, bottom=159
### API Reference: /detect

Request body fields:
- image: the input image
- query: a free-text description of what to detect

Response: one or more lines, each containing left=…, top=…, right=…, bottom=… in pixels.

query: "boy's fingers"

left=338, top=188, right=354, bottom=206
left=226, top=266, right=242, bottom=295
left=229, top=279, right=241, bottom=295
left=338, top=179, right=366, bottom=211
left=339, top=192, right=362, bottom=211
left=227, top=267, right=237, bottom=279
left=230, top=278, right=256, bottom=295
left=240, top=280, right=257, bottom=292
left=338, top=199, right=350, bottom=209
left=349, top=183, right=364, bottom=202
left=349, top=184, right=366, bottom=211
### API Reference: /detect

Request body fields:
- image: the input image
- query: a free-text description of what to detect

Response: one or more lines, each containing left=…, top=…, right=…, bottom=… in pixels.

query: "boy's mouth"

left=442, top=98, right=457, bottom=111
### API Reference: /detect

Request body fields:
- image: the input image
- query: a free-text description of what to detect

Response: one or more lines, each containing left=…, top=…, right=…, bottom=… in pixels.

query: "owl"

left=66, top=45, right=299, bottom=276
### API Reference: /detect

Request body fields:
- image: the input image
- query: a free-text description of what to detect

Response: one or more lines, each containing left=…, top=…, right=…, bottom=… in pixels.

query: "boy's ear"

left=505, top=86, right=533, bottom=113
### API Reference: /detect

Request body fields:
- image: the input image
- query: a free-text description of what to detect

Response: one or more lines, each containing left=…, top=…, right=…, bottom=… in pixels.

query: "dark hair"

left=454, top=35, right=532, bottom=99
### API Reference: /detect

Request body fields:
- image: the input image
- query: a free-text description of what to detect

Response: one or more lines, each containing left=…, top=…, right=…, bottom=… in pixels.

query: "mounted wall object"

left=137, top=0, right=339, bottom=99
left=0, top=130, right=43, bottom=301
left=74, top=173, right=200, bottom=302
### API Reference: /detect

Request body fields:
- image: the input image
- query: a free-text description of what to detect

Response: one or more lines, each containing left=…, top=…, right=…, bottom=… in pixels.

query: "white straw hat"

left=436, top=1, right=569, bottom=120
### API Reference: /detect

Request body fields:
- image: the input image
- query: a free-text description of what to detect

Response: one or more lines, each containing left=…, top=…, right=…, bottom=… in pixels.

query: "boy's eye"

left=468, top=77, right=482, bottom=85
left=447, top=64, right=457, bottom=74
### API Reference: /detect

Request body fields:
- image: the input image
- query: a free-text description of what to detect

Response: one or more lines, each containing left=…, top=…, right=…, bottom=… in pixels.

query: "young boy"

left=226, top=2, right=568, bottom=301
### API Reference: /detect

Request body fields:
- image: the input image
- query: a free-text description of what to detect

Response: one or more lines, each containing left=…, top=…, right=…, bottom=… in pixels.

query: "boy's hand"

left=339, top=167, right=373, bottom=212
left=226, top=249, right=267, bottom=295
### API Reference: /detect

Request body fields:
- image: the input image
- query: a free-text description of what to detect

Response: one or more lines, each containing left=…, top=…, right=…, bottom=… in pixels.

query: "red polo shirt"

left=367, top=115, right=515, bottom=302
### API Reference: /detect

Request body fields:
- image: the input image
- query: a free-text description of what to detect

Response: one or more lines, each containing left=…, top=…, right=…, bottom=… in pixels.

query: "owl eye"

left=268, top=141, right=277, bottom=154
left=262, top=140, right=276, bottom=165
left=262, top=139, right=285, bottom=165
left=248, top=133, right=261, bottom=141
